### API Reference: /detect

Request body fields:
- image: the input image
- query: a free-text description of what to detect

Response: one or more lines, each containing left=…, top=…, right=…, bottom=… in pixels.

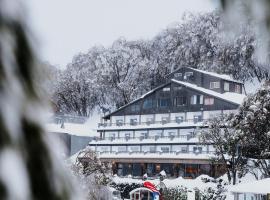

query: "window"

left=116, top=119, right=123, bottom=126
left=130, top=118, right=137, bottom=125
left=161, top=147, right=170, bottom=153
left=210, top=82, right=220, bottom=89
left=125, top=133, right=130, bottom=140
left=185, top=72, right=193, bottom=76
left=181, top=146, right=188, bottom=153
left=109, top=133, right=115, bottom=140
left=161, top=117, right=169, bottom=124
left=143, top=99, right=155, bottom=109
left=224, top=82, right=230, bottom=91
left=190, top=95, right=197, bottom=105
left=163, top=87, right=170, bottom=92
left=131, top=104, right=140, bottom=112
left=235, top=84, right=241, bottom=93
left=141, top=132, right=149, bottom=139
left=190, top=95, right=203, bottom=105
left=194, top=115, right=202, bottom=123
left=184, top=72, right=194, bottom=80
left=174, top=86, right=182, bottom=91
left=175, top=116, right=184, bottom=123
left=118, top=146, right=127, bottom=152
left=204, top=97, right=214, bottom=105
left=193, top=146, right=202, bottom=154
left=174, top=73, right=182, bottom=78
left=149, top=146, right=156, bottom=153
left=158, top=98, right=171, bottom=107
left=174, top=96, right=187, bottom=106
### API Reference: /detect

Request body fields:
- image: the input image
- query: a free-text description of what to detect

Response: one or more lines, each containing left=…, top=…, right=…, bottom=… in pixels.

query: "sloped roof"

left=171, top=79, right=246, bottom=105
left=187, top=67, right=243, bottom=84
left=167, top=66, right=243, bottom=84
left=104, top=79, right=246, bottom=119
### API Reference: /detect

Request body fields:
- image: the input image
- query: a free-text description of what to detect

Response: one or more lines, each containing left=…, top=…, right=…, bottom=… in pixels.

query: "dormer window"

left=174, top=73, right=182, bottom=78
left=163, top=87, right=170, bottom=92
left=184, top=72, right=193, bottom=80
left=210, top=82, right=220, bottom=89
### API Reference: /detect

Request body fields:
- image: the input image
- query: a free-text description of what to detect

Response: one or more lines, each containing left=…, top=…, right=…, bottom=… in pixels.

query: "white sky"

left=26, top=0, right=218, bottom=67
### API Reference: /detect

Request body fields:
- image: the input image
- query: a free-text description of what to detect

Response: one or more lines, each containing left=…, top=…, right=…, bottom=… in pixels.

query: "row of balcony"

left=96, top=134, right=197, bottom=142
left=98, top=150, right=215, bottom=155
left=98, top=118, right=207, bottom=128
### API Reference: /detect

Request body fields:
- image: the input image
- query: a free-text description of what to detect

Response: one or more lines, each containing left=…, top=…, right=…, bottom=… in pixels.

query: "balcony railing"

left=92, top=134, right=197, bottom=142
left=98, top=150, right=215, bottom=155
left=98, top=118, right=207, bottom=128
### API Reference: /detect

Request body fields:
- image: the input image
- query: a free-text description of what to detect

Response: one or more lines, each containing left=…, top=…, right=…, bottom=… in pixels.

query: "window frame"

left=210, top=81, right=220, bottom=89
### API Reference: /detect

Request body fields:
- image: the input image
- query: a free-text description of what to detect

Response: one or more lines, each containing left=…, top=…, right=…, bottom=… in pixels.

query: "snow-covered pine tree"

left=201, top=115, right=247, bottom=185
left=232, top=83, right=270, bottom=177
left=0, top=1, right=76, bottom=199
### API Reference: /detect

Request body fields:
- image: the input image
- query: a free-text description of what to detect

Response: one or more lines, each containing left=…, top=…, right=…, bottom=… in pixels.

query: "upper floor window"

left=210, top=82, right=220, bottom=89
left=224, top=82, right=230, bottom=92
left=175, top=116, right=184, bottom=123
left=143, top=99, right=155, bottom=109
left=204, top=97, right=214, bottom=105
left=163, top=87, right=170, bottom=92
left=235, top=84, right=241, bottom=93
left=130, top=118, right=137, bottom=125
left=184, top=72, right=194, bottom=80
left=158, top=98, right=171, bottom=108
left=194, top=115, right=203, bottom=123
left=190, top=95, right=203, bottom=105
left=116, top=119, right=123, bottom=126
left=161, top=147, right=170, bottom=153
left=131, top=104, right=140, bottom=112
left=174, top=86, right=182, bottom=91
left=174, top=73, right=182, bottom=78
left=174, top=96, right=187, bottom=106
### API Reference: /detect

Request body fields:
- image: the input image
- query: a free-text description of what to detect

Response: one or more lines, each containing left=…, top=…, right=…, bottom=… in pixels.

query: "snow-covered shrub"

left=110, top=182, right=143, bottom=199
left=70, top=148, right=112, bottom=199
left=162, top=186, right=188, bottom=200
left=195, top=178, right=227, bottom=200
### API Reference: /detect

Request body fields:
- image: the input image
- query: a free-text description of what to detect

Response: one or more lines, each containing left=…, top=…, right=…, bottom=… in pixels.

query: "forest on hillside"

left=46, top=11, right=270, bottom=117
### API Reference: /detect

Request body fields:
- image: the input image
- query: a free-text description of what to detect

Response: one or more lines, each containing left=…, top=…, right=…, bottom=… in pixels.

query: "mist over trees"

left=49, top=11, right=270, bottom=117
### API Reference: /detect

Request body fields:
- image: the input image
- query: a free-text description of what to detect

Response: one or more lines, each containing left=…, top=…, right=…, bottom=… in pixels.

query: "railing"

left=92, top=134, right=197, bottom=142
left=99, top=150, right=215, bottom=155
left=98, top=118, right=208, bottom=128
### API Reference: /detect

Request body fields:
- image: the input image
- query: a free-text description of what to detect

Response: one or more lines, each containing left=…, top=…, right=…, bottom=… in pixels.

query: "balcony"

left=98, top=118, right=206, bottom=128
left=91, top=134, right=198, bottom=143
left=98, top=150, right=215, bottom=156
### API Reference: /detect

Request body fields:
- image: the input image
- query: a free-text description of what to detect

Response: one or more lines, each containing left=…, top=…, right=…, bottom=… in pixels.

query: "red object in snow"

left=143, top=181, right=160, bottom=194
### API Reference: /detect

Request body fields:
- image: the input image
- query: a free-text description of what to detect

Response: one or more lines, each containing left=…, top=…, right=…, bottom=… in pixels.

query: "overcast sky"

left=26, top=0, right=218, bottom=68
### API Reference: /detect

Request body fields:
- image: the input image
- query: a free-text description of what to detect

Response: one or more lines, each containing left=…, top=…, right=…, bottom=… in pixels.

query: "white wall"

left=125, top=115, right=140, bottom=124
left=164, top=129, right=177, bottom=137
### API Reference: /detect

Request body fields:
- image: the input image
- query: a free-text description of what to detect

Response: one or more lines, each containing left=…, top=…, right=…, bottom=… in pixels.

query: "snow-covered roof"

left=46, top=122, right=99, bottom=137
left=229, top=178, right=270, bottom=194
left=186, top=67, right=243, bottom=83
left=172, top=79, right=246, bottom=105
